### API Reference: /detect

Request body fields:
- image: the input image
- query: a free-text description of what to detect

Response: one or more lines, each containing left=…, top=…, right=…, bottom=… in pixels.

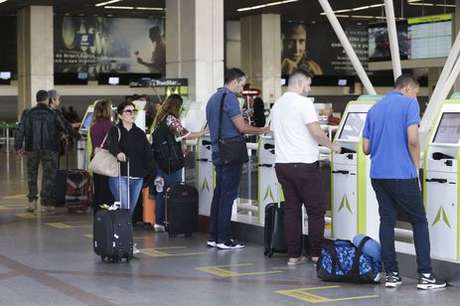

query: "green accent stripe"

left=357, top=139, right=367, bottom=234
left=330, top=152, right=335, bottom=238
left=457, top=148, right=460, bottom=261
left=257, top=139, right=262, bottom=222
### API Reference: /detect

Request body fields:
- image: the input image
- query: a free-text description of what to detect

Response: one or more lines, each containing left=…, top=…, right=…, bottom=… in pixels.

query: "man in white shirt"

left=271, top=69, right=340, bottom=265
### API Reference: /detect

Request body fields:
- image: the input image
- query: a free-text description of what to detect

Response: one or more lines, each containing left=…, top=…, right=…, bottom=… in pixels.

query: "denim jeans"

left=155, top=168, right=182, bottom=225
left=208, top=152, right=243, bottom=243
left=108, top=176, right=144, bottom=216
left=371, top=178, right=432, bottom=274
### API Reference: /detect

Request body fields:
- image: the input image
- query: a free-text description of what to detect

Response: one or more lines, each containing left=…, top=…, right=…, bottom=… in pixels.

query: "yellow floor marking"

left=16, top=212, right=36, bottom=219
left=141, top=248, right=207, bottom=258
left=196, top=263, right=284, bottom=278
left=276, top=286, right=379, bottom=304
left=2, top=194, right=27, bottom=200
left=46, top=222, right=73, bottom=229
left=84, top=234, right=93, bottom=239
left=152, top=246, right=187, bottom=250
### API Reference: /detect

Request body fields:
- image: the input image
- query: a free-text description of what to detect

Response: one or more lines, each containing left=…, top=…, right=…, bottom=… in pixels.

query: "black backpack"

left=151, top=118, right=185, bottom=174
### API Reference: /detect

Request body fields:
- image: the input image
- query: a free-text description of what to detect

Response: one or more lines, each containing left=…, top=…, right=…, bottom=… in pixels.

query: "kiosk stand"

left=331, top=96, right=381, bottom=241
left=196, top=135, right=214, bottom=217
left=423, top=97, right=460, bottom=261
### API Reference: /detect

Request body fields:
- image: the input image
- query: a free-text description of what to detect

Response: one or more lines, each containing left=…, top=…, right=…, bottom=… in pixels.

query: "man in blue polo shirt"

left=206, top=68, right=268, bottom=250
left=363, top=75, right=446, bottom=290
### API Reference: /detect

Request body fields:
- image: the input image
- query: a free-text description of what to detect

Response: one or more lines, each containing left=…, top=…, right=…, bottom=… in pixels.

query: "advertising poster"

left=281, top=22, right=369, bottom=76
left=54, top=16, right=165, bottom=78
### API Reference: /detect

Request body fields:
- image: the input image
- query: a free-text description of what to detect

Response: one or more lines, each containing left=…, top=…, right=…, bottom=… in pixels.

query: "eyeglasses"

left=123, top=109, right=138, bottom=115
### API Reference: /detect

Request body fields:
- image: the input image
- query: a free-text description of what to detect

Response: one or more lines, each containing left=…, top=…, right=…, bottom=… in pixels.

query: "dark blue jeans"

left=208, top=155, right=243, bottom=243
left=371, top=179, right=432, bottom=274
left=156, top=168, right=182, bottom=225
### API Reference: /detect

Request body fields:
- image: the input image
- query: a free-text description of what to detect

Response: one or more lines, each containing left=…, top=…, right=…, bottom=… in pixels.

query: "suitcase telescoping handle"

left=118, top=158, right=130, bottom=210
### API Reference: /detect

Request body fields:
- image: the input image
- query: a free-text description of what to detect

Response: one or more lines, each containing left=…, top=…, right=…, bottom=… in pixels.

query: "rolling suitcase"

left=142, top=186, right=156, bottom=228
left=164, top=169, right=198, bottom=237
left=65, top=169, right=92, bottom=212
left=264, top=202, right=288, bottom=257
left=53, top=146, right=70, bottom=206
left=93, top=161, right=133, bottom=263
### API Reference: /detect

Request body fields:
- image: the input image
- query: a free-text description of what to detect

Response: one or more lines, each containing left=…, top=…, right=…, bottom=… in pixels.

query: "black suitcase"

left=53, top=150, right=70, bottom=206
left=164, top=183, right=198, bottom=237
left=264, top=202, right=288, bottom=257
left=93, top=161, right=133, bottom=263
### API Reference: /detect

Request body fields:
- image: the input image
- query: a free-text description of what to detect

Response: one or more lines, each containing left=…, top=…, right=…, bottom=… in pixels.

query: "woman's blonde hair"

left=153, top=94, right=183, bottom=129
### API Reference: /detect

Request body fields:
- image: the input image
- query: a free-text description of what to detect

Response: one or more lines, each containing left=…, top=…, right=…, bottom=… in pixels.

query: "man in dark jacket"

left=15, top=90, right=68, bottom=213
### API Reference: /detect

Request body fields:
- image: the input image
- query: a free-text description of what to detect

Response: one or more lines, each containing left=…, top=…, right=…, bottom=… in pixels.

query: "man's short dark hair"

left=36, top=90, right=49, bottom=103
left=117, top=101, right=136, bottom=115
left=394, top=74, right=419, bottom=89
left=225, top=68, right=246, bottom=84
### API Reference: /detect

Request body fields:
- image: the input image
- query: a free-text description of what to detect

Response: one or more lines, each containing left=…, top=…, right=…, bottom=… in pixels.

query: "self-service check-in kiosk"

left=79, top=105, right=95, bottom=170
left=331, top=96, right=382, bottom=241
left=258, top=135, right=283, bottom=225
left=197, top=135, right=214, bottom=217
left=424, top=96, right=460, bottom=261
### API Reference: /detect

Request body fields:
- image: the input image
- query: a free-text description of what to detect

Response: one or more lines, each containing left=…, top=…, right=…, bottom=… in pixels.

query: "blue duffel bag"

left=316, top=237, right=382, bottom=283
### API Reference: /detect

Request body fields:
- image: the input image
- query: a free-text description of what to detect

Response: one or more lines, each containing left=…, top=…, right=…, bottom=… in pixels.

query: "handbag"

left=217, top=93, right=249, bottom=165
left=89, top=127, right=119, bottom=177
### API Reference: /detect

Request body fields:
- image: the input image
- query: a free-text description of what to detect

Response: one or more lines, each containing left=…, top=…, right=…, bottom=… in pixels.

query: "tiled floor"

left=0, top=152, right=459, bottom=306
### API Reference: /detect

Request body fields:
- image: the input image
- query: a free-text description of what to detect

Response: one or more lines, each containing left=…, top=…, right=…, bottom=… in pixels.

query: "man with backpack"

left=363, top=75, right=446, bottom=290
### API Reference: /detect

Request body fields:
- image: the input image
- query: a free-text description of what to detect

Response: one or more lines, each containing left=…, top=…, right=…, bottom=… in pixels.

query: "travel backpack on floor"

left=316, top=238, right=382, bottom=283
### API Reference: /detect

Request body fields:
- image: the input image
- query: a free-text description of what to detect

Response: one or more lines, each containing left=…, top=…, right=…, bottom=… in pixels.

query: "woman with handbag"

left=89, top=99, right=115, bottom=214
left=151, top=94, right=205, bottom=231
left=107, top=101, right=156, bottom=222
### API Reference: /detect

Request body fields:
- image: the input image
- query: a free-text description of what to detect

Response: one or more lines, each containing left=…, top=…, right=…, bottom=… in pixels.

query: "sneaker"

left=417, top=273, right=447, bottom=290
left=133, top=244, right=141, bottom=255
left=385, top=272, right=402, bottom=288
left=207, top=240, right=217, bottom=248
left=288, top=256, right=308, bottom=266
left=154, top=224, right=165, bottom=232
left=26, top=200, right=36, bottom=213
left=310, top=256, right=319, bottom=264
left=46, top=206, right=56, bottom=214
left=216, top=239, right=245, bottom=250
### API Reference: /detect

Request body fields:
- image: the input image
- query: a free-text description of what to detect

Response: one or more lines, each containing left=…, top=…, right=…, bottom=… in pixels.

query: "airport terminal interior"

left=1, top=0, right=460, bottom=305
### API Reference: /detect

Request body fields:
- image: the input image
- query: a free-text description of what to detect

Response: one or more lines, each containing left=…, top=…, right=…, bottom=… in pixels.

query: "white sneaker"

left=287, top=256, right=308, bottom=266
left=216, top=239, right=245, bottom=250
left=133, top=244, right=141, bottom=254
left=207, top=240, right=217, bottom=248
left=26, top=200, right=36, bottom=213
left=154, top=224, right=165, bottom=232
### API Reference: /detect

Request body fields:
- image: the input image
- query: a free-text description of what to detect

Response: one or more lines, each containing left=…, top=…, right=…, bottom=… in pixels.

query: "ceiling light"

left=333, top=14, right=406, bottom=21
left=105, top=5, right=134, bottom=10
left=136, top=7, right=164, bottom=11
left=409, top=2, right=456, bottom=8
left=237, top=0, right=298, bottom=12
left=0, top=0, right=8, bottom=3
left=95, top=0, right=122, bottom=7
left=320, top=4, right=385, bottom=15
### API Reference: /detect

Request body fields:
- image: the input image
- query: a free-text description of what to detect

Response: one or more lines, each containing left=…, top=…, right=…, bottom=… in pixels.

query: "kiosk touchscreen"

left=424, top=98, right=460, bottom=261
left=78, top=105, right=95, bottom=169
left=331, top=96, right=381, bottom=241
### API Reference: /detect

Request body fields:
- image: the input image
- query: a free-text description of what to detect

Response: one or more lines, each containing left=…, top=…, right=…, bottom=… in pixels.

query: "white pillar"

left=241, top=14, right=282, bottom=106
left=166, top=0, right=224, bottom=109
left=384, top=0, right=402, bottom=79
left=17, top=6, right=54, bottom=119
left=318, top=0, right=376, bottom=95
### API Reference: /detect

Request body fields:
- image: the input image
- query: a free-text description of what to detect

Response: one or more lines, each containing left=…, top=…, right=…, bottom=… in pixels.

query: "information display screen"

left=408, top=15, right=451, bottom=59
left=338, top=112, right=367, bottom=141
left=433, top=112, right=460, bottom=144
left=80, top=112, right=94, bottom=132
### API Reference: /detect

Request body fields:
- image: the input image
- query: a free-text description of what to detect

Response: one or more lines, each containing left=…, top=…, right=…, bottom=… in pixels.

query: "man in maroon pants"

left=270, top=69, right=340, bottom=265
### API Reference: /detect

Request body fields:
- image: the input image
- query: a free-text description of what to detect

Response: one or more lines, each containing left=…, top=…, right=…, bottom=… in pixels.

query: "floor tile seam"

left=0, top=254, right=118, bottom=306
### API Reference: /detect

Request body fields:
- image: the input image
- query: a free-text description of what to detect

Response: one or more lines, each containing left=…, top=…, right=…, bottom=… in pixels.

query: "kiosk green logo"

left=338, top=195, right=352, bottom=214
left=432, top=206, right=451, bottom=228
left=264, top=186, right=275, bottom=202
left=201, top=178, right=210, bottom=192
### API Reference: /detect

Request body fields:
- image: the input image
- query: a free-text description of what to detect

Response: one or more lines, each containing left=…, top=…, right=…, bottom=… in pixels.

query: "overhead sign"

left=408, top=14, right=452, bottom=25
left=242, top=88, right=261, bottom=96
